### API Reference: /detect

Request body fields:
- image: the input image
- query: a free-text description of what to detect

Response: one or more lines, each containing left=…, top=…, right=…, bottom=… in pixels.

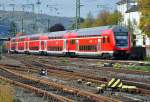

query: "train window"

left=79, top=45, right=97, bottom=51
left=30, top=46, right=39, bottom=50
left=47, top=46, right=62, bottom=51
left=19, top=38, right=24, bottom=41
left=70, top=40, right=75, bottom=44
left=103, top=37, right=106, bottom=44
left=11, top=39, right=16, bottom=42
left=30, top=37, right=39, bottom=40
left=107, top=37, right=110, bottom=43
left=48, top=36, right=62, bottom=39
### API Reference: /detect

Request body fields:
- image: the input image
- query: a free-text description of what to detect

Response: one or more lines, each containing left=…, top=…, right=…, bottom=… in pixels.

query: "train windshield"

left=115, top=32, right=128, bottom=48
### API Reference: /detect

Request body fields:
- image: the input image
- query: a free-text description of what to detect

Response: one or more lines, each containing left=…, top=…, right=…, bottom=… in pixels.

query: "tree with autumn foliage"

left=80, top=10, right=122, bottom=28
left=139, top=0, right=150, bottom=37
left=80, top=12, right=95, bottom=28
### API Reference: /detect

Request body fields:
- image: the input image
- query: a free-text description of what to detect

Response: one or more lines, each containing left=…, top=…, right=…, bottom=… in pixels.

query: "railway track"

left=11, top=54, right=150, bottom=75
left=2, top=54, right=150, bottom=101
left=0, top=65, right=119, bottom=102
left=2, top=58, right=150, bottom=97
left=4, top=54, right=150, bottom=89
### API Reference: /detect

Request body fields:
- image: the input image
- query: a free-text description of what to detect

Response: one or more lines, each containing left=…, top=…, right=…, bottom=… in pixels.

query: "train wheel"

left=101, top=53, right=112, bottom=59
left=66, top=52, right=76, bottom=57
left=69, top=52, right=76, bottom=58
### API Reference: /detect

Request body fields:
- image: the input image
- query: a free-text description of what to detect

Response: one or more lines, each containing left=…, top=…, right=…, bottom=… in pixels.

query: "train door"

left=101, top=36, right=107, bottom=51
left=41, top=40, right=45, bottom=51
left=69, top=39, right=76, bottom=51
left=66, top=39, right=76, bottom=56
left=97, top=38, right=101, bottom=52
left=76, top=39, right=79, bottom=52
left=63, top=39, right=67, bottom=52
left=25, top=41, right=28, bottom=51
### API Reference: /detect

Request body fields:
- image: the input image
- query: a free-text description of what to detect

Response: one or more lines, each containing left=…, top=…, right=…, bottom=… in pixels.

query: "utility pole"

left=48, top=19, right=50, bottom=31
left=23, top=4, right=35, bottom=33
left=36, top=0, right=41, bottom=33
left=22, top=4, right=36, bottom=33
left=76, top=0, right=80, bottom=29
left=9, top=4, right=15, bottom=17
left=46, top=4, right=58, bottom=31
left=21, top=4, right=25, bottom=34
left=9, top=4, right=16, bottom=36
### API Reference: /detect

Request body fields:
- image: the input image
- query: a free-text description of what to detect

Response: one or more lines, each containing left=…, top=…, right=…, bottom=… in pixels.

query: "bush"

left=113, top=63, right=121, bottom=69
left=0, top=85, right=14, bottom=102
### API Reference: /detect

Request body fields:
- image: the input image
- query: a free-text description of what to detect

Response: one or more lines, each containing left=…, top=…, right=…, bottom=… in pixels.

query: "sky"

left=0, top=0, right=120, bottom=18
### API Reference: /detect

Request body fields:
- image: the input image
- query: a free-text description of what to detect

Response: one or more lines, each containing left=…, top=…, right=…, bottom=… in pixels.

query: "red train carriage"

left=17, top=36, right=25, bottom=52
left=46, top=31, right=67, bottom=55
left=9, top=37, right=17, bottom=52
left=8, top=25, right=131, bottom=59
left=28, top=34, right=48, bottom=54
left=70, top=26, right=130, bottom=58
left=64, top=32, right=77, bottom=56
left=24, top=37, right=29, bottom=53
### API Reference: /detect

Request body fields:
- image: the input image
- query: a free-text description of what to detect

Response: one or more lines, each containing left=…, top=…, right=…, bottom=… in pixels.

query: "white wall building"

left=116, top=0, right=150, bottom=47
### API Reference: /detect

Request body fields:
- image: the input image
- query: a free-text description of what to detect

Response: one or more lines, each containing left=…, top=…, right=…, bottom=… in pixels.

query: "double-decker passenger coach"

left=7, top=25, right=131, bottom=59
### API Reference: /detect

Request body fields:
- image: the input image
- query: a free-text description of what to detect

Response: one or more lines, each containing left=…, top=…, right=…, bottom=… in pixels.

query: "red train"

left=7, top=25, right=131, bottom=59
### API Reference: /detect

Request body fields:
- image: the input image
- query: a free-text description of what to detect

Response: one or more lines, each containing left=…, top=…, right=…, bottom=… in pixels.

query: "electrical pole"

left=46, top=4, right=58, bottom=32
left=9, top=4, right=16, bottom=36
left=9, top=4, right=15, bottom=18
left=48, top=19, right=50, bottom=31
left=36, top=0, right=41, bottom=33
left=76, top=0, right=80, bottom=29
left=24, top=4, right=35, bottom=33
left=22, top=4, right=25, bottom=34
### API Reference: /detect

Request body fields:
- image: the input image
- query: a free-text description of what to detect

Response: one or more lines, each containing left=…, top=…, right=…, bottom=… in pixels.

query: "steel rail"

left=0, top=66, right=120, bottom=102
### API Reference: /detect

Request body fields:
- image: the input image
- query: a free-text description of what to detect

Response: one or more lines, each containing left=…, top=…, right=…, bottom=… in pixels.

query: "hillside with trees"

left=0, top=10, right=74, bottom=37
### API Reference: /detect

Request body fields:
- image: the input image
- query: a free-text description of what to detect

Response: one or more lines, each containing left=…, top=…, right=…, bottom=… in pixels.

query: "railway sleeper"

left=0, top=76, right=73, bottom=102
left=0, top=67, right=119, bottom=102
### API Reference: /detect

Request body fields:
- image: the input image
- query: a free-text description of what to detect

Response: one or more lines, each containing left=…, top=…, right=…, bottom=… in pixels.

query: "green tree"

left=48, top=23, right=65, bottom=32
left=108, top=10, right=122, bottom=25
left=93, top=10, right=122, bottom=27
left=80, top=10, right=122, bottom=28
left=69, top=17, right=84, bottom=30
left=94, top=10, right=110, bottom=26
left=139, top=0, right=150, bottom=37
left=9, top=21, right=17, bottom=37
left=80, top=12, right=95, bottom=28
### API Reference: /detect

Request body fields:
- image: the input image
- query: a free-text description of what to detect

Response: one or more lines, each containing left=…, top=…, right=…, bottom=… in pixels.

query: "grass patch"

left=128, top=66, right=150, bottom=72
left=144, top=57, right=150, bottom=61
left=0, top=84, right=14, bottom=102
